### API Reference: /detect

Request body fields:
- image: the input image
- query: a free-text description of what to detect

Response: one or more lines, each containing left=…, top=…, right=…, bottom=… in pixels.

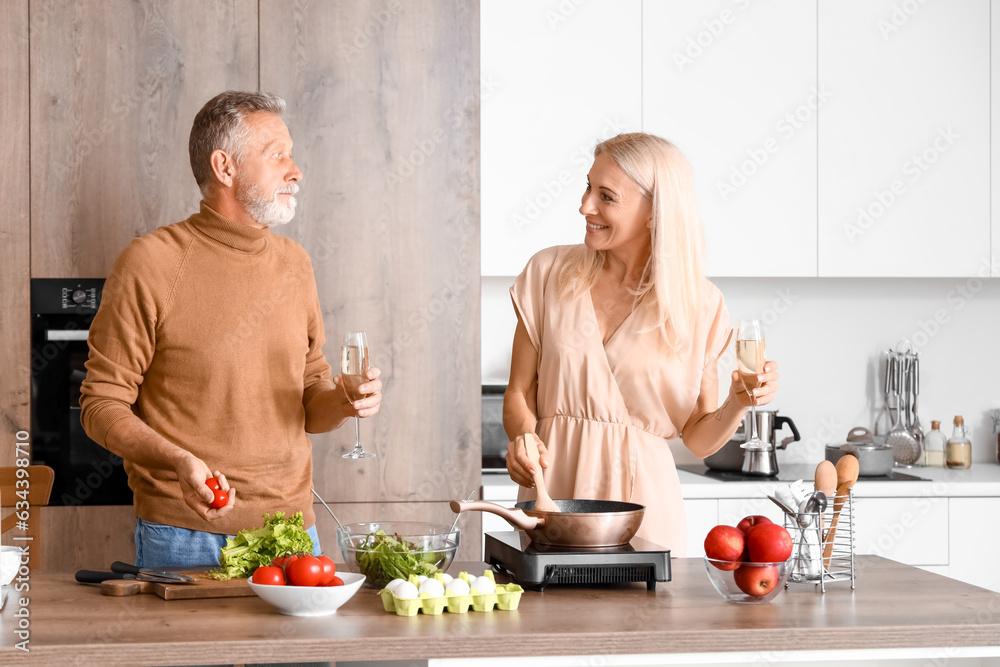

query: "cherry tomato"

left=209, top=487, right=228, bottom=509
left=271, top=554, right=298, bottom=569
left=286, top=555, right=323, bottom=587
left=316, top=556, right=337, bottom=586
left=330, top=575, right=344, bottom=586
left=205, top=477, right=221, bottom=491
left=252, top=566, right=285, bottom=586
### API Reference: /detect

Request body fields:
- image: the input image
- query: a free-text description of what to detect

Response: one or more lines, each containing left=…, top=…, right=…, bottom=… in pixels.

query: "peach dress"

left=511, top=246, right=732, bottom=555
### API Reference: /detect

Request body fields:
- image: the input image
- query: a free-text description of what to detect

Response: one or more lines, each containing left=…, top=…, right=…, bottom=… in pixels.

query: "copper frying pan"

left=450, top=499, right=645, bottom=547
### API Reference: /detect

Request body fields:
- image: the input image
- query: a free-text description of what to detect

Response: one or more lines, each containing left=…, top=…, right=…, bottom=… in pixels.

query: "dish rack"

left=783, top=490, right=855, bottom=592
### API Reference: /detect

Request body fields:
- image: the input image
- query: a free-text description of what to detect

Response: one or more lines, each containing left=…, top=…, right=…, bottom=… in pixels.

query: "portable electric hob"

left=484, top=531, right=671, bottom=591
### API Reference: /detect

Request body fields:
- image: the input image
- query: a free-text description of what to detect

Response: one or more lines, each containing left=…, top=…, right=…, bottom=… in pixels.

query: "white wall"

left=483, top=274, right=1000, bottom=464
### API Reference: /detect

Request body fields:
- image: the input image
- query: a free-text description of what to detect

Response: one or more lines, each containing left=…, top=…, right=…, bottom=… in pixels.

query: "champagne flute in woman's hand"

left=341, top=331, right=376, bottom=459
left=736, top=319, right=766, bottom=451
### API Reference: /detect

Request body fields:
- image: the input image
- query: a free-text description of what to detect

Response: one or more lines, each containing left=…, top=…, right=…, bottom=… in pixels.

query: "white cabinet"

left=949, top=497, right=1000, bottom=592
left=718, top=497, right=785, bottom=528
left=853, top=496, right=949, bottom=566
left=481, top=0, right=643, bottom=276
left=642, top=0, right=818, bottom=277
left=817, top=0, right=991, bottom=277
left=682, top=498, right=717, bottom=557
left=992, top=0, right=1000, bottom=276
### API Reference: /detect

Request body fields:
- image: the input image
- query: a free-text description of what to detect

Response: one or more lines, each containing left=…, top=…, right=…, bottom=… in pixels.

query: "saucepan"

left=450, top=499, right=644, bottom=547
left=825, top=427, right=894, bottom=477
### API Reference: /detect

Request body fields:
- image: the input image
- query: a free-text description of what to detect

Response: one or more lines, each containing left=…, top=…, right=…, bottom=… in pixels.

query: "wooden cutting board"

left=99, top=571, right=254, bottom=600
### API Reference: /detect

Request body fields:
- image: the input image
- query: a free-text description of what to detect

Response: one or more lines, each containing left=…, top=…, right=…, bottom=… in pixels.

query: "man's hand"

left=176, top=455, right=236, bottom=520
left=333, top=366, right=383, bottom=418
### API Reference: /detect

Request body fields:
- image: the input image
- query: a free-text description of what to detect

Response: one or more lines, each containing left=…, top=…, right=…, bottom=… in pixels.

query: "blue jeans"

left=135, top=518, right=322, bottom=568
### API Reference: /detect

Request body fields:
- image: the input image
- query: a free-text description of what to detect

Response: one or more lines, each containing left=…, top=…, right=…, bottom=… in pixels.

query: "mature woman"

left=503, top=132, right=779, bottom=554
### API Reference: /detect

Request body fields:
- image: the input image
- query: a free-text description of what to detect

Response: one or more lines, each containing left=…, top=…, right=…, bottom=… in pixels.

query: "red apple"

left=733, top=563, right=780, bottom=596
left=704, top=525, right=745, bottom=570
left=746, top=523, right=793, bottom=563
left=736, top=514, right=773, bottom=535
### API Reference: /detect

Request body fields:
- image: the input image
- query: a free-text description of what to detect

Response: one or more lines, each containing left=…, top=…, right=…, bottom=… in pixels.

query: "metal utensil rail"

left=784, top=490, right=855, bottom=592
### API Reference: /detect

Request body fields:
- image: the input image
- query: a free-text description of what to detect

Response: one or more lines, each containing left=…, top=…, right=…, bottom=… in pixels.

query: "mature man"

left=81, top=91, right=382, bottom=567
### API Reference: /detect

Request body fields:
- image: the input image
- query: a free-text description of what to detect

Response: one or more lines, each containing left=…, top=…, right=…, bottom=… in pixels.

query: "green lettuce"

left=210, top=511, right=314, bottom=580
left=356, top=529, right=442, bottom=588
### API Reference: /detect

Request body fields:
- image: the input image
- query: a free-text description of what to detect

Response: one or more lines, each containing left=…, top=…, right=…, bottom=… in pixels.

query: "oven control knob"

left=72, top=289, right=87, bottom=304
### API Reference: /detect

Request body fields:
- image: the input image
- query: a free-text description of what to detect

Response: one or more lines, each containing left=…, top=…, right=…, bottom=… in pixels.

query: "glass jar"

left=946, top=415, right=972, bottom=469
left=923, top=421, right=946, bottom=468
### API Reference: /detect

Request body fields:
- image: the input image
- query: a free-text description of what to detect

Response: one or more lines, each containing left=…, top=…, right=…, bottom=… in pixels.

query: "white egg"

left=385, top=578, right=407, bottom=593
left=394, top=580, right=419, bottom=599
left=441, top=573, right=453, bottom=584
left=418, top=578, right=445, bottom=597
left=417, top=575, right=428, bottom=583
left=471, top=576, right=495, bottom=594
left=445, top=578, right=470, bottom=595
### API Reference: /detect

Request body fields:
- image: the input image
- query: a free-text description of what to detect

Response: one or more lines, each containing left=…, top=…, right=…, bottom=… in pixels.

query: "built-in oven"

left=482, top=385, right=508, bottom=472
left=30, top=279, right=133, bottom=506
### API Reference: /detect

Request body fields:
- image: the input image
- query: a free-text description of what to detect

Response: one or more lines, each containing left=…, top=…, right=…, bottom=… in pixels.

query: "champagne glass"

left=341, top=331, right=375, bottom=459
left=736, top=319, right=766, bottom=451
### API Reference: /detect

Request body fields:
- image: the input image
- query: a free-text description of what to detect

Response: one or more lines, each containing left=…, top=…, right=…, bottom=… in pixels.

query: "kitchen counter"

left=483, top=463, right=1000, bottom=500
left=3, top=557, right=1000, bottom=665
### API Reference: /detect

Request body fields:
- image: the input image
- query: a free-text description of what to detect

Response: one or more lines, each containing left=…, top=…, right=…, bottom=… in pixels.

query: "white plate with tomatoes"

left=249, top=554, right=365, bottom=616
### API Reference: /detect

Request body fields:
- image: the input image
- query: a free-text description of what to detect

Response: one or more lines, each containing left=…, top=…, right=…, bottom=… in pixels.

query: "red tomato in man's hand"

left=209, top=487, right=228, bottom=509
left=286, top=555, right=323, bottom=587
left=316, top=556, right=337, bottom=586
left=252, top=566, right=285, bottom=586
left=205, top=477, right=221, bottom=491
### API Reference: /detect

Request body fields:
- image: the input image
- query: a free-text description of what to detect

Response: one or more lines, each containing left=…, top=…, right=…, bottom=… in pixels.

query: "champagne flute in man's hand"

left=736, top=319, right=766, bottom=451
left=341, top=331, right=375, bottom=459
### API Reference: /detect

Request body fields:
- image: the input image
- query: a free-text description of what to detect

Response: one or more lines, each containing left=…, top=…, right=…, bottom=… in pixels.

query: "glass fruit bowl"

left=703, top=558, right=791, bottom=604
left=336, top=521, right=460, bottom=589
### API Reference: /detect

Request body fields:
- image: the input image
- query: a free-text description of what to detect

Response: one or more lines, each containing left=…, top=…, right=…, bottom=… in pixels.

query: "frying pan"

left=450, top=499, right=644, bottom=547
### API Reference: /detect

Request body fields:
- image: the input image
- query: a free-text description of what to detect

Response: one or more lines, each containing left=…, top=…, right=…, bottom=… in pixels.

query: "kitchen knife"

left=75, top=570, right=182, bottom=585
left=110, top=562, right=196, bottom=582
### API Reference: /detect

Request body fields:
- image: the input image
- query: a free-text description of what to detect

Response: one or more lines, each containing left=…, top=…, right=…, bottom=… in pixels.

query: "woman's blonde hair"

left=558, top=132, right=706, bottom=351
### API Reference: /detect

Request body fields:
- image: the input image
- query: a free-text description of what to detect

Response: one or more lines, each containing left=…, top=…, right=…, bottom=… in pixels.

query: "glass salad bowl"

left=336, top=521, right=460, bottom=589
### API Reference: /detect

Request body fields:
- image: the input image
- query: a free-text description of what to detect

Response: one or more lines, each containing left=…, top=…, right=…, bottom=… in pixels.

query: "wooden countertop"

left=2, top=556, right=999, bottom=665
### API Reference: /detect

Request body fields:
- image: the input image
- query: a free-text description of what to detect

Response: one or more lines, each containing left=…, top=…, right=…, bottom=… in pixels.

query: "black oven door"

left=30, top=279, right=133, bottom=506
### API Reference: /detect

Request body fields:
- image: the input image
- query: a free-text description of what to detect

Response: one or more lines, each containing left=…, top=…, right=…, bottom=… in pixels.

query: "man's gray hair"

left=189, top=91, right=286, bottom=195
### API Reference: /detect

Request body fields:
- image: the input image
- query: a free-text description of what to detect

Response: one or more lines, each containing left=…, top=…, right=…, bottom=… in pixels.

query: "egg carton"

left=378, top=569, right=523, bottom=616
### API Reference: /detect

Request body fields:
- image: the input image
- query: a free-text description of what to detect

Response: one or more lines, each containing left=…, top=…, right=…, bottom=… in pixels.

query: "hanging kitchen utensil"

left=908, top=353, right=924, bottom=453
left=451, top=499, right=644, bottom=547
left=885, top=353, right=919, bottom=466
left=873, top=350, right=893, bottom=436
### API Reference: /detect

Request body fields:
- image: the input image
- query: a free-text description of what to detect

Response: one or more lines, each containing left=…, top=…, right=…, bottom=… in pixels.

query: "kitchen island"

left=2, top=557, right=999, bottom=666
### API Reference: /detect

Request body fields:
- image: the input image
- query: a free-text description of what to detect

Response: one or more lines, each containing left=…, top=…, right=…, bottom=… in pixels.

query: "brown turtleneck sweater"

left=80, top=202, right=332, bottom=534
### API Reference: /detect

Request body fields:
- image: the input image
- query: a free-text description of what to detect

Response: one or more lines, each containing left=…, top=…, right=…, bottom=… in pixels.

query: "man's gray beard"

left=236, top=181, right=298, bottom=227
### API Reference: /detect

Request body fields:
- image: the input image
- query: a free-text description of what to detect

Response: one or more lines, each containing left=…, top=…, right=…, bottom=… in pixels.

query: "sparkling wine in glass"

left=341, top=331, right=375, bottom=459
left=736, top=319, right=766, bottom=451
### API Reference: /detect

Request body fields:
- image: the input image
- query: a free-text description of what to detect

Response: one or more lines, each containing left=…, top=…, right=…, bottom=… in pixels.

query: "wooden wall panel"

left=259, top=1, right=481, bottom=506
left=30, top=0, right=259, bottom=278
left=0, top=0, right=30, bottom=464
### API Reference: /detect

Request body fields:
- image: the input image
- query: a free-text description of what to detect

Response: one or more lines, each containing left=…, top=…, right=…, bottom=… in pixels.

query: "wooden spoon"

left=523, top=433, right=558, bottom=512
left=814, top=460, right=837, bottom=535
left=822, top=454, right=860, bottom=567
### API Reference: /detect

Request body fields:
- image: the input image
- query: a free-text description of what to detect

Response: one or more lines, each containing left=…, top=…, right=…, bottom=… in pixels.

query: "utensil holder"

left=784, top=490, right=855, bottom=592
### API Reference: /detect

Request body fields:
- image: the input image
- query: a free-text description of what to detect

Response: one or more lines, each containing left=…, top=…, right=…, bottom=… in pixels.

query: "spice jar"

left=946, top=415, right=972, bottom=469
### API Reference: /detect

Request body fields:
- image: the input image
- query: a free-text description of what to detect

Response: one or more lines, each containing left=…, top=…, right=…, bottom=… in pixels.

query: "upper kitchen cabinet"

left=643, top=0, right=818, bottom=277
left=481, top=0, right=642, bottom=276
left=993, top=0, right=1000, bottom=277
left=817, top=0, right=990, bottom=277
left=30, top=0, right=258, bottom=278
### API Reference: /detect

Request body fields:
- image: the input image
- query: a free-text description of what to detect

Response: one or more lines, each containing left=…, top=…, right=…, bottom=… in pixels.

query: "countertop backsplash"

left=483, top=275, right=1000, bottom=464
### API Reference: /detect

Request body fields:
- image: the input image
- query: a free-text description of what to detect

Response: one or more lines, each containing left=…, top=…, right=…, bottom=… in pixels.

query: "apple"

left=733, top=563, right=780, bottom=596
left=746, top=523, right=793, bottom=563
left=736, top=514, right=773, bottom=535
left=703, top=525, right=745, bottom=570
